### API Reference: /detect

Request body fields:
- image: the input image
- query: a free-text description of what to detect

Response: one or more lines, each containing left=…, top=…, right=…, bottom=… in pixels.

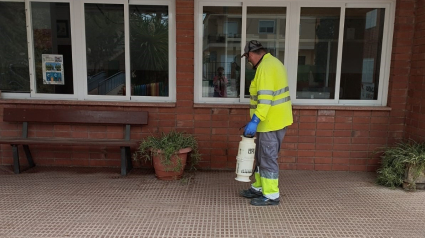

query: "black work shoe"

left=250, top=196, right=279, bottom=206
left=239, top=188, right=262, bottom=198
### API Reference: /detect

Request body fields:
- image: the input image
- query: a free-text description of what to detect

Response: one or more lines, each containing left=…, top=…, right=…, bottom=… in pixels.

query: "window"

left=246, top=6, right=286, bottom=98
left=195, top=1, right=395, bottom=106
left=129, top=4, right=170, bottom=97
left=196, top=2, right=287, bottom=103
left=85, top=3, right=124, bottom=96
left=340, top=8, right=385, bottom=100
left=201, top=6, right=242, bottom=99
left=296, top=7, right=340, bottom=100
left=0, top=0, right=175, bottom=102
left=31, top=2, right=74, bottom=95
left=0, top=2, right=29, bottom=93
left=258, top=20, right=275, bottom=34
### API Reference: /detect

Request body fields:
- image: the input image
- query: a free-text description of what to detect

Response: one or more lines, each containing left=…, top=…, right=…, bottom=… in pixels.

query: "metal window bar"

left=87, top=71, right=107, bottom=91
left=98, top=72, right=125, bottom=95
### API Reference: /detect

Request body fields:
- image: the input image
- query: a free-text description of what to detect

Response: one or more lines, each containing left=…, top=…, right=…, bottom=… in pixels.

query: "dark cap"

left=241, top=40, right=265, bottom=58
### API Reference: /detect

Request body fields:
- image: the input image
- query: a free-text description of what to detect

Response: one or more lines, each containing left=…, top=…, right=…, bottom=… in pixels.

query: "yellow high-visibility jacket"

left=249, top=53, right=293, bottom=132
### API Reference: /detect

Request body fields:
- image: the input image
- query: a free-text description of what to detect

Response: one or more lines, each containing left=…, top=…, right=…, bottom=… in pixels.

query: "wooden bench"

left=0, top=108, right=148, bottom=176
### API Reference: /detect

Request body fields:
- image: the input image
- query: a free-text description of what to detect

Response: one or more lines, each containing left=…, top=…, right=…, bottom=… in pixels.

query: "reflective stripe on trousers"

left=251, top=128, right=287, bottom=200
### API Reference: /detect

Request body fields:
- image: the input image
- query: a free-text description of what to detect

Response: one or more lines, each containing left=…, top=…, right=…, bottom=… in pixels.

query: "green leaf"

left=134, top=130, right=201, bottom=171
left=375, top=139, right=425, bottom=190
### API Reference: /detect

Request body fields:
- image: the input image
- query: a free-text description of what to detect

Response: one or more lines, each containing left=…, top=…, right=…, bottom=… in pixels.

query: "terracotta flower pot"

left=152, top=147, right=192, bottom=180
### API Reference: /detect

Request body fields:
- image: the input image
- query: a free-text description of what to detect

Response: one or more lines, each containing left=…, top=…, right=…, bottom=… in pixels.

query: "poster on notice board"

left=42, top=54, right=64, bottom=85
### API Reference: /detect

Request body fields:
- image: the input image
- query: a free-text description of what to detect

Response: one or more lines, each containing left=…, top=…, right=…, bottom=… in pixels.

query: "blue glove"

left=243, top=114, right=260, bottom=137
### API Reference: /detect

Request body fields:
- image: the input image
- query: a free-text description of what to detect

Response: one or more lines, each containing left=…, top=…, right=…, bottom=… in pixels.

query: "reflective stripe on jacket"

left=249, top=53, right=293, bottom=132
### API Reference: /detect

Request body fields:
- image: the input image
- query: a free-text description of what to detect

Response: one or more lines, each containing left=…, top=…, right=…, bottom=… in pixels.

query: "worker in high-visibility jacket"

left=240, top=40, right=293, bottom=206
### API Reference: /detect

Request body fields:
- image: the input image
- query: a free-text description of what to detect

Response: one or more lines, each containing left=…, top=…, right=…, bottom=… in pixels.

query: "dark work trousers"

left=251, top=127, right=287, bottom=200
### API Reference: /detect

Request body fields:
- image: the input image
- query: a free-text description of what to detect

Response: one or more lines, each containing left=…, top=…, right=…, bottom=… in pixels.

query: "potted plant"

left=376, top=140, right=425, bottom=191
left=134, top=131, right=201, bottom=180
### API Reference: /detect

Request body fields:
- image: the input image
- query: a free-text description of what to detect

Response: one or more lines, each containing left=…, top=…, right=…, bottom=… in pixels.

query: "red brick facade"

left=405, top=0, right=425, bottom=141
left=0, top=0, right=423, bottom=171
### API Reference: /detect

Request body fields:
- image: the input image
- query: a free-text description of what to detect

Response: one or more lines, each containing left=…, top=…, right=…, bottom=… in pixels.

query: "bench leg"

left=121, top=147, right=127, bottom=176
left=120, top=146, right=133, bottom=176
left=12, top=145, right=20, bottom=174
left=23, top=145, right=36, bottom=168
left=126, top=147, right=133, bottom=171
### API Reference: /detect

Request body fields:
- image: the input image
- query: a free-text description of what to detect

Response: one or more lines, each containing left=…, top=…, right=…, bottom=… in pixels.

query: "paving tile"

left=0, top=167, right=424, bottom=238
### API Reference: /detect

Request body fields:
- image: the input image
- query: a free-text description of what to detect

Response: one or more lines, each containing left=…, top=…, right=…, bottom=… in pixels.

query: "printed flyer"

left=42, top=54, right=64, bottom=85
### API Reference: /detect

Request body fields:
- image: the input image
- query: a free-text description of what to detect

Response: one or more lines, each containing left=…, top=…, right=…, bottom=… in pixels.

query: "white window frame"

left=290, top=2, right=345, bottom=105
left=128, top=0, right=176, bottom=103
left=194, top=0, right=289, bottom=105
left=194, top=0, right=396, bottom=107
left=0, top=0, right=176, bottom=103
left=79, top=0, right=129, bottom=101
left=340, top=3, right=394, bottom=106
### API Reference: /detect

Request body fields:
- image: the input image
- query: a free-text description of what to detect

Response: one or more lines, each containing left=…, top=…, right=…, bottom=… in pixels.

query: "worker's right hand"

left=243, top=114, right=260, bottom=137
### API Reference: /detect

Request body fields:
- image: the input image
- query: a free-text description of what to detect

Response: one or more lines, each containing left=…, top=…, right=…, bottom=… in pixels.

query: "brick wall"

left=0, top=0, right=418, bottom=171
left=281, top=109, right=392, bottom=172
left=389, top=0, right=416, bottom=143
left=405, top=0, right=425, bottom=141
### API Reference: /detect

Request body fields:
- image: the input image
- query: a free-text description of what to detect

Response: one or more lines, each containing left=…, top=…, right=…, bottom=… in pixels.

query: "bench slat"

left=3, top=108, right=148, bottom=125
left=0, top=138, right=139, bottom=147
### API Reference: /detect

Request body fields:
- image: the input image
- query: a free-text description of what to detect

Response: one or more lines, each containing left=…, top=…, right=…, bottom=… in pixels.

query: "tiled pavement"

left=0, top=166, right=424, bottom=238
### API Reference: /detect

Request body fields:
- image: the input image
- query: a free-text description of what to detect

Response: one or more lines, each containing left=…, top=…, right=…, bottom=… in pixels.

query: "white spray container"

left=235, top=135, right=256, bottom=182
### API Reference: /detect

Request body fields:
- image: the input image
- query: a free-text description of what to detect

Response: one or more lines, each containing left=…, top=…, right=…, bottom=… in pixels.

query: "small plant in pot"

left=134, top=130, right=201, bottom=180
left=376, top=140, right=425, bottom=191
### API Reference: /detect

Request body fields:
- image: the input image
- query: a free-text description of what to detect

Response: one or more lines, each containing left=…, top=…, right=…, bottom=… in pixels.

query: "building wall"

left=0, top=0, right=418, bottom=171
left=405, top=0, right=425, bottom=141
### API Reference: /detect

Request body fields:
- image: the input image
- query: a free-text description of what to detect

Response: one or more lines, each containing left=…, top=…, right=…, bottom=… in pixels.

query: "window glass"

left=296, top=7, right=340, bottom=100
left=31, top=2, right=73, bottom=94
left=245, top=7, right=286, bottom=98
left=0, top=2, right=30, bottom=93
left=259, top=20, right=275, bottom=34
left=340, top=8, right=385, bottom=100
left=202, top=7, right=242, bottom=98
left=85, top=4, right=125, bottom=96
left=129, top=5, right=169, bottom=97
